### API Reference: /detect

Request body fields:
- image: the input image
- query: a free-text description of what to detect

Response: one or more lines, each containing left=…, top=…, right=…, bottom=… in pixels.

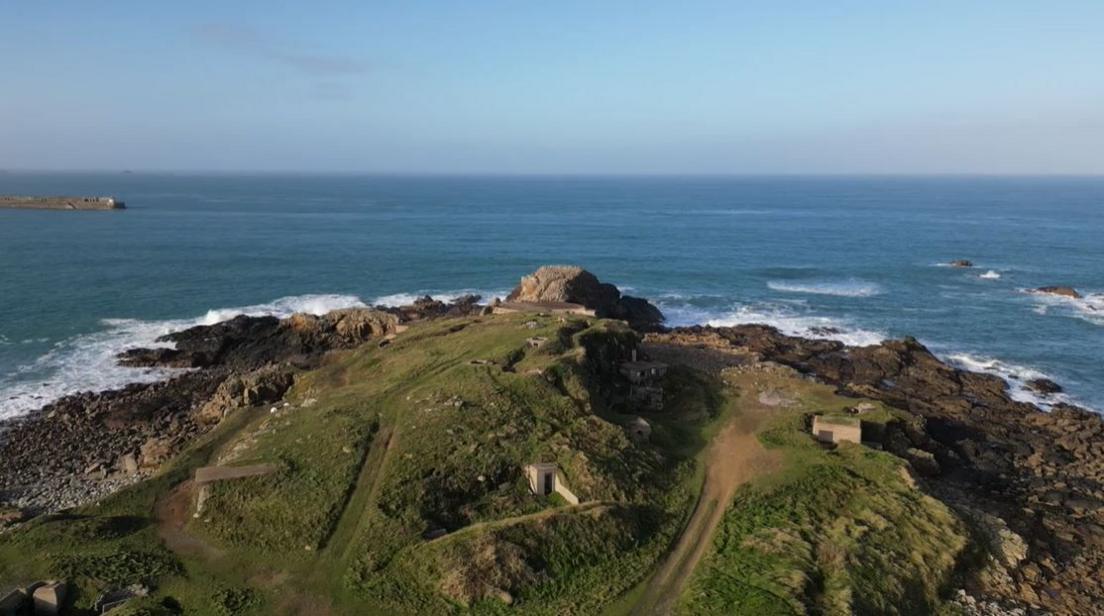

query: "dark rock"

left=1033, top=286, right=1082, bottom=299
left=949, top=259, right=974, bottom=268
left=1026, top=378, right=1063, bottom=395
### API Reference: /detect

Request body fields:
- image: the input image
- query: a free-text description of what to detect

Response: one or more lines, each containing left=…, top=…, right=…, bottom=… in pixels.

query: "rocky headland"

left=1, top=266, right=1101, bottom=614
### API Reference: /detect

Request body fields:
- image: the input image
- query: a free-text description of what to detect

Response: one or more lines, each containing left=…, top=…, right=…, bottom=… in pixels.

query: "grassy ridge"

left=678, top=370, right=970, bottom=615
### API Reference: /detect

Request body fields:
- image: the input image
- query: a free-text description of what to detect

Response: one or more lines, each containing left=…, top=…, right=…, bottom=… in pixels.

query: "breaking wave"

left=0, top=293, right=367, bottom=421
left=979, top=270, right=1002, bottom=280
left=1024, top=289, right=1104, bottom=327
left=767, top=279, right=883, bottom=297
left=0, top=288, right=529, bottom=422
left=658, top=299, right=886, bottom=347
left=944, top=352, right=1078, bottom=410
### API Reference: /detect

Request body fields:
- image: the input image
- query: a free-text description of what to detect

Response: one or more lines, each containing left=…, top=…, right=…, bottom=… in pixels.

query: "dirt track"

left=155, top=480, right=224, bottom=561
left=632, top=406, right=780, bottom=615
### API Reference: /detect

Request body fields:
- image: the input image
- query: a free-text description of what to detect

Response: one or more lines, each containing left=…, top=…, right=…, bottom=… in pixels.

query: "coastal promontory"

left=1, top=267, right=1101, bottom=615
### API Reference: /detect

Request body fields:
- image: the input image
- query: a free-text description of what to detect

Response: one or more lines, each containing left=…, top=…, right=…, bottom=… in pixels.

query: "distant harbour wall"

left=0, top=196, right=126, bottom=210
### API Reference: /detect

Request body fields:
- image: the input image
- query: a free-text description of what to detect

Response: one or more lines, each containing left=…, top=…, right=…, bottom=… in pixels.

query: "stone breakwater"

left=0, top=196, right=125, bottom=210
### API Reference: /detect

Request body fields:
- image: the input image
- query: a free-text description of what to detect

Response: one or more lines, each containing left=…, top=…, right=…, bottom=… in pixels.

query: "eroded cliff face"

left=675, top=324, right=1104, bottom=614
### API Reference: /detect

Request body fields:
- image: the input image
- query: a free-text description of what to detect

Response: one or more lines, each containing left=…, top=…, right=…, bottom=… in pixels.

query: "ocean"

left=1, top=173, right=1102, bottom=419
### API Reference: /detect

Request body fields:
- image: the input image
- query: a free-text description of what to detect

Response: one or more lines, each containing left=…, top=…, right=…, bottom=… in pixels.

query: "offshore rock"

left=1032, top=286, right=1082, bottom=299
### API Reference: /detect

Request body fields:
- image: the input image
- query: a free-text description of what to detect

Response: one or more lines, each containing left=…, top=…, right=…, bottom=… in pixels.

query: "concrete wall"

left=812, top=416, right=862, bottom=444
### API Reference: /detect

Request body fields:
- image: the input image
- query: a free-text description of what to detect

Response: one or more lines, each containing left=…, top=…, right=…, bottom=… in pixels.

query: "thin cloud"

left=191, top=22, right=368, bottom=76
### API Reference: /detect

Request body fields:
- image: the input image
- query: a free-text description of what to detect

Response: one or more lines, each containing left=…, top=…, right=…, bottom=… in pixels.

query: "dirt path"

left=155, top=480, right=224, bottom=561
left=328, top=426, right=397, bottom=564
left=631, top=408, right=781, bottom=615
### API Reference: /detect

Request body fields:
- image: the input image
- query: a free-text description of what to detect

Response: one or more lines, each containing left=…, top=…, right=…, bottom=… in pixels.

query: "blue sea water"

left=1, top=173, right=1102, bottom=419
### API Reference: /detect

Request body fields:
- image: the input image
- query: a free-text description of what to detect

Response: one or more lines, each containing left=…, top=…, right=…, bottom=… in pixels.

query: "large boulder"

left=506, top=266, right=664, bottom=330
left=196, top=365, right=295, bottom=425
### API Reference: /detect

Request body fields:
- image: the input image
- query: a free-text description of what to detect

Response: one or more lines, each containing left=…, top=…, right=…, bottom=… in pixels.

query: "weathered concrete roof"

left=194, top=463, right=280, bottom=485
left=816, top=414, right=861, bottom=427
left=493, top=301, right=595, bottom=315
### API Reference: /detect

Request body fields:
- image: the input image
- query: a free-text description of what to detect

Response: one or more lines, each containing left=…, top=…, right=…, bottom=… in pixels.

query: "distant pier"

left=0, top=196, right=126, bottom=210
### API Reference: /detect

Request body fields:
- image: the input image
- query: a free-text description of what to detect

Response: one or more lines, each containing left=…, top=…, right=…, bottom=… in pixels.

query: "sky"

left=1, top=1, right=1102, bottom=174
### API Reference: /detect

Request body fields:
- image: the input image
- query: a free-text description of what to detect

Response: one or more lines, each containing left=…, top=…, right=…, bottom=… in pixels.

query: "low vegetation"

left=678, top=370, right=970, bottom=615
left=0, top=315, right=976, bottom=615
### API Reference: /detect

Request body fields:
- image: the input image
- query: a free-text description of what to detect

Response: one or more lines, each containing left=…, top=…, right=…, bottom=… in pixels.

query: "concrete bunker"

left=626, top=416, right=652, bottom=443
left=523, top=463, right=580, bottom=505
left=619, top=349, right=668, bottom=411
left=811, top=415, right=862, bottom=445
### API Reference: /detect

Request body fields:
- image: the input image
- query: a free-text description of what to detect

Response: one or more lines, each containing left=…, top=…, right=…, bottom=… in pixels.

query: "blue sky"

left=2, top=1, right=1102, bottom=173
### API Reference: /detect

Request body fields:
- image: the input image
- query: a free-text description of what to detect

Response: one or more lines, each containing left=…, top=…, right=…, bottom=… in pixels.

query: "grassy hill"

left=0, top=315, right=976, bottom=615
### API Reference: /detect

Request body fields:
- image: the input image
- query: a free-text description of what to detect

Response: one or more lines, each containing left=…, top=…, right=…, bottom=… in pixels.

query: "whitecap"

left=657, top=298, right=886, bottom=347
left=0, top=293, right=368, bottom=422
left=370, top=288, right=508, bottom=307
left=767, top=279, right=883, bottom=298
left=979, top=270, right=1001, bottom=280
left=1023, top=288, right=1104, bottom=326
left=943, top=352, right=1082, bottom=410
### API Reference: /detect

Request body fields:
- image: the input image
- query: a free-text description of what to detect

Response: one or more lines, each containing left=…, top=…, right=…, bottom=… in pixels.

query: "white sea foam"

left=979, top=270, right=1002, bottom=280
left=0, top=293, right=367, bottom=421
left=944, top=352, right=1079, bottom=410
left=1024, top=288, right=1104, bottom=326
left=0, top=290, right=524, bottom=421
left=370, top=288, right=508, bottom=307
left=767, top=279, right=883, bottom=298
left=659, top=299, right=886, bottom=347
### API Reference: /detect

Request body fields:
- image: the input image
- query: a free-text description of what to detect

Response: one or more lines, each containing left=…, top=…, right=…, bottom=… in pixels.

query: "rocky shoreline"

left=1, top=267, right=1101, bottom=613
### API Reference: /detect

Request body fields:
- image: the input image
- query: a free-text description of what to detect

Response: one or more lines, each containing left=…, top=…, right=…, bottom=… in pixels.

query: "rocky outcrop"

left=507, top=266, right=664, bottom=330
left=120, top=308, right=401, bottom=371
left=379, top=295, right=484, bottom=322
left=1032, top=286, right=1082, bottom=299
left=195, top=365, right=295, bottom=425
left=680, top=324, right=1104, bottom=614
left=950, top=259, right=975, bottom=268
left=0, top=369, right=225, bottom=512
left=1026, top=378, right=1063, bottom=395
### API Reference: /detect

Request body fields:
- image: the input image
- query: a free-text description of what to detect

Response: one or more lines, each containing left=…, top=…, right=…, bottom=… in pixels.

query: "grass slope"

left=677, top=367, right=970, bottom=615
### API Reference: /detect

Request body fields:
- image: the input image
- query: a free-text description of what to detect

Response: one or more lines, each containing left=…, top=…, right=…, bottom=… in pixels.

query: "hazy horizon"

left=3, top=1, right=1103, bottom=175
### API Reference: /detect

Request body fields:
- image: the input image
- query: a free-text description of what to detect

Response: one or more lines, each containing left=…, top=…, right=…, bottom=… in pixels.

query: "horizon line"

left=3, top=169, right=1104, bottom=179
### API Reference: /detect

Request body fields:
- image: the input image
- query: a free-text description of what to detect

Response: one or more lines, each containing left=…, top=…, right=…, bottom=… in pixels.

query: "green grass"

left=0, top=316, right=972, bottom=615
left=0, top=314, right=716, bottom=615
left=678, top=371, right=970, bottom=615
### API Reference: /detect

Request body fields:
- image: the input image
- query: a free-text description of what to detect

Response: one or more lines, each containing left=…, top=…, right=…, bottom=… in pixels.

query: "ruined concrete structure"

left=626, top=416, right=652, bottom=442
left=523, top=463, right=579, bottom=505
left=811, top=415, right=862, bottom=445
left=32, top=581, right=67, bottom=616
left=491, top=300, right=596, bottom=317
left=619, top=350, right=667, bottom=411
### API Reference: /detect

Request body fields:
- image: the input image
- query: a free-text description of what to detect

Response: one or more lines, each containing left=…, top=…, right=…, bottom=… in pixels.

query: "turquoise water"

left=1, top=173, right=1102, bottom=418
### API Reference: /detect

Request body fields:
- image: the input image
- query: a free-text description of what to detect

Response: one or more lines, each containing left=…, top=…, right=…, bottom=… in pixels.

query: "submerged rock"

left=949, top=259, right=975, bottom=268
left=1033, top=286, right=1082, bottom=299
